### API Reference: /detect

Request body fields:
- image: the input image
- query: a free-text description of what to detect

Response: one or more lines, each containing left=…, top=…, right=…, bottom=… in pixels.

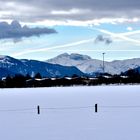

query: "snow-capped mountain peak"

left=47, top=53, right=140, bottom=75
left=0, top=55, right=84, bottom=78
left=47, top=53, right=92, bottom=68
left=69, top=53, right=91, bottom=61
left=51, top=53, right=91, bottom=61
left=0, top=55, right=8, bottom=59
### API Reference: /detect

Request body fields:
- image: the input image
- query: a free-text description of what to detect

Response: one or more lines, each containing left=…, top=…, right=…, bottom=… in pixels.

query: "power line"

left=41, top=105, right=95, bottom=110
left=0, top=108, right=35, bottom=112
left=0, top=105, right=140, bottom=113
left=100, top=105, right=140, bottom=108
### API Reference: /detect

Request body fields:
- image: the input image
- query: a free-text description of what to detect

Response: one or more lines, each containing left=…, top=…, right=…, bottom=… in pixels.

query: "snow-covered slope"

left=0, top=68, right=15, bottom=78
left=47, top=53, right=140, bottom=74
left=0, top=86, right=140, bottom=140
left=47, top=53, right=91, bottom=67
left=1, top=54, right=140, bottom=78
left=135, top=66, right=140, bottom=73
left=0, top=55, right=84, bottom=78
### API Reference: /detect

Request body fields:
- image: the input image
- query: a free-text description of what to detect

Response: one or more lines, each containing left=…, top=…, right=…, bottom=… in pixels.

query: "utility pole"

left=102, top=53, right=105, bottom=73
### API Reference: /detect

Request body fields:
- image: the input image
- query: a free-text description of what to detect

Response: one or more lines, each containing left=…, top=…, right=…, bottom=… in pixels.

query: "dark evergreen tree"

left=5, top=75, right=13, bottom=88
left=34, top=73, right=42, bottom=79
left=12, top=74, right=26, bottom=87
left=25, top=74, right=31, bottom=80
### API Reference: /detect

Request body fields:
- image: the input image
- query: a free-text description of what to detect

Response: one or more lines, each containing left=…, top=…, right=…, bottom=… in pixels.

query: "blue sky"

left=1, top=22, right=140, bottom=61
left=0, top=0, right=140, bottom=61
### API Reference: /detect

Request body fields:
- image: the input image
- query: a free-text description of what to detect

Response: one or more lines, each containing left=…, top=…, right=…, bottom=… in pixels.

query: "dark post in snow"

left=37, top=105, right=40, bottom=115
left=95, top=104, right=98, bottom=113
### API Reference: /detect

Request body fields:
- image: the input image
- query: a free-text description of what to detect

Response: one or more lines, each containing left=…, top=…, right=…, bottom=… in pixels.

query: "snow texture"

left=0, top=55, right=84, bottom=78
left=0, top=86, right=140, bottom=140
left=47, top=53, right=140, bottom=74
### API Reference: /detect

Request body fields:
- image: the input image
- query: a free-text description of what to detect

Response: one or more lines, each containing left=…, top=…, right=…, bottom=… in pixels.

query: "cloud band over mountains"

left=0, top=20, right=57, bottom=40
left=0, top=0, right=140, bottom=24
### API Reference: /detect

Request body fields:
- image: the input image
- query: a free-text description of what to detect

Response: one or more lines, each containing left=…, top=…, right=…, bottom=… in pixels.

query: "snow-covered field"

left=0, top=85, right=140, bottom=140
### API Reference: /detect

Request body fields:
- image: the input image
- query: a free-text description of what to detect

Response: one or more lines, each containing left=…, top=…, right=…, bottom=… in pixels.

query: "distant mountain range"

left=0, top=55, right=84, bottom=78
left=47, top=53, right=140, bottom=75
left=0, top=53, right=140, bottom=78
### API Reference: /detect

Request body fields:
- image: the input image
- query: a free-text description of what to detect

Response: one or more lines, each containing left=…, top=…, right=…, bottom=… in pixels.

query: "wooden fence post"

left=95, top=104, right=98, bottom=113
left=37, top=105, right=40, bottom=114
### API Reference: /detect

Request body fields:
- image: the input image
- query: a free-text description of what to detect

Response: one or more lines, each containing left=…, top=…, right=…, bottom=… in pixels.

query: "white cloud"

left=127, top=27, right=133, bottom=31
left=26, top=18, right=140, bottom=27
left=51, top=9, right=85, bottom=15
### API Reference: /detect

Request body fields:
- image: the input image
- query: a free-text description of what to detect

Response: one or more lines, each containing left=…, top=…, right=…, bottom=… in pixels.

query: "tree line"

left=0, top=69, right=140, bottom=88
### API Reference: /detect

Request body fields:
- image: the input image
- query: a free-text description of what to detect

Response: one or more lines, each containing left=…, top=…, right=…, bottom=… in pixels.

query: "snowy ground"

left=0, top=85, right=140, bottom=140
